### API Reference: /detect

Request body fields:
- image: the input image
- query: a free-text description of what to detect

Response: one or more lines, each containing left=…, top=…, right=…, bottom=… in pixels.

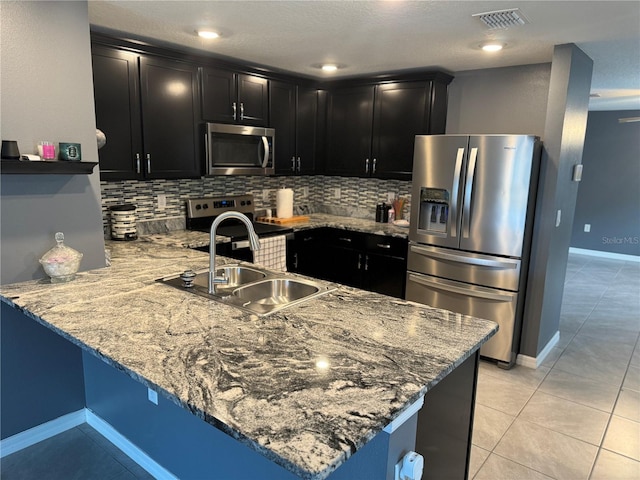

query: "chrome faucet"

left=209, top=211, right=261, bottom=294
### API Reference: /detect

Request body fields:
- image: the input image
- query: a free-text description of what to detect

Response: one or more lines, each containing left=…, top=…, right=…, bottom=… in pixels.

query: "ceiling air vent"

left=472, top=8, right=530, bottom=29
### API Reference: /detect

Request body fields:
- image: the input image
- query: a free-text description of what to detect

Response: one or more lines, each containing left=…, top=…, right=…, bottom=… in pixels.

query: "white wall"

left=0, top=1, right=105, bottom=284
left=446, top=63, right=551, bottom=137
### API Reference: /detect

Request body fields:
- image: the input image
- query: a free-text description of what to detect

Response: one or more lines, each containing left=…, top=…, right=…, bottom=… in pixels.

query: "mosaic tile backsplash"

left=100, top=176, right=412, bottom=236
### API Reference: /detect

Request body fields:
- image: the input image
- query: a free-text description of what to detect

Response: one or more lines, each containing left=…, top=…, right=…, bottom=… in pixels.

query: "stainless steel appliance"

left=186, top=194, right=293, bottom=261
left=204, top=123, right=275, bottom=176
left=405, top=135, right=541, bottom=368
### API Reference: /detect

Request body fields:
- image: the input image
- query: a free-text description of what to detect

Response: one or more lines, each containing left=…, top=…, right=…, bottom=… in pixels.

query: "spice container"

left=39, top=232, right=83, bottom=283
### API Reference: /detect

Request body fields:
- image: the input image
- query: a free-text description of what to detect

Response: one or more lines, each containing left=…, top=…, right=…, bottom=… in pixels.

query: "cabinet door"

left=296, top=86, right=318, bottom=174
left=201, top=67, right=236, bottom=123
left=270, top=81, right=296, bottom=174
left=372, top=82, right=431, bottom=180
left=363, top=253, right=407, bottom=298
left=91, top=46, right=143, bottom=180
left=325, top=86, right=375, bottom=176
left=238, top=74, right=269, bottom=126
left=323, top=229, right=365, bottom=287
left=139, top=56, right=200, bottom=179
left=291, top=229, right=326, bottom=277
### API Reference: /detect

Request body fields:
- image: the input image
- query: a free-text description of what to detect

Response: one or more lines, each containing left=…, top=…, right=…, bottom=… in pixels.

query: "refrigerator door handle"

left=462, top=147, right=478, bottom=238
left=408, top=273, right=515, bottom=302
left=450, top=148, right=465, bottom=238
left=410, top=244, right=519, bottom=269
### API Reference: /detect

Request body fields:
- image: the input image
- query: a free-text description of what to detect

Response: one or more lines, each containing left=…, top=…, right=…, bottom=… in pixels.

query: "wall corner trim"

left=516, top=331, right=560, bottom=369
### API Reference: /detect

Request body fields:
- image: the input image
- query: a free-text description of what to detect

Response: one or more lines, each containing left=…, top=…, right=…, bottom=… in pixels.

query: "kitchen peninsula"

left=0, top=240, right=497, bottom=479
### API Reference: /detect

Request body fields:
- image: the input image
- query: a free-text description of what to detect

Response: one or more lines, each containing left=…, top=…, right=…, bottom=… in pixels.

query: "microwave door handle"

left=204, top=133, right=211, bottom=170
left=260, top=136, right=270, bottom=168
left=462, top=147, right=478, bottom=238
left=450, top=148, right=465, bottom=238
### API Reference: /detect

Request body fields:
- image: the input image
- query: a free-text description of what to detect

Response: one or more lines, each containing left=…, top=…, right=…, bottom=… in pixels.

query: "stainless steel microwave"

left=204, top=123, right=275, bottom=176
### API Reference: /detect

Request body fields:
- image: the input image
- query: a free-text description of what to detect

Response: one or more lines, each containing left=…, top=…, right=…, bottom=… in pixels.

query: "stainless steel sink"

left=157, top=265, right=335, bottom=316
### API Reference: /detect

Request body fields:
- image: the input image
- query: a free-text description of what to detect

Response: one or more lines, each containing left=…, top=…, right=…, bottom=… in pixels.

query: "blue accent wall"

left=0, top=303, right=85, bottom=439
left=83, top=351, right=397, bottom=479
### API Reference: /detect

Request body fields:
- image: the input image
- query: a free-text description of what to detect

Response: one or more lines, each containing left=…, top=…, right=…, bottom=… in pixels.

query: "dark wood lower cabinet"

left=291, top=228, right=408, bottom=299
left=416, top=352, right=479, bottom=480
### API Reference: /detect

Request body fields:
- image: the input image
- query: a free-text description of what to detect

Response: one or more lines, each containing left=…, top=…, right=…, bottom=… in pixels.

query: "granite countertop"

left=0, top=240, right=497, bottom=480
left=141, top=213, right=410, bottom=250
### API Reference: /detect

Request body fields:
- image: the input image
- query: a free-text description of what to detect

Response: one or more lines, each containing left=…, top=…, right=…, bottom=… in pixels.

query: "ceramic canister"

left=109, top=204, right=137, bottom=240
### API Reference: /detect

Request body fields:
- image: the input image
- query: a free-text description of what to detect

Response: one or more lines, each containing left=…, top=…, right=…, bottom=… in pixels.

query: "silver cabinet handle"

left=410, top=244, right=519, bottom=269
left=297, top=157, right=301, bottom=172
left=462, top=147, right=478, bottom=238
left=357, top=253, right=362, bottom=270
left=135, top=153, right=141, bottom=174
left=232, top=102, right=237, bottom=121
left=338, top=237, right=352, bottom=243
left=408, top=273, right=515, bottom=302
left=146, top=153, right=151, bottom=173
left=291, top=156, right=296, bottom=172
left=240, top=102, right=244, bottom=120
left=205, top=133, right=211, bottom=170
left=372, top=158, right=377, bottom=174
left=450, top=148, right=465, bottom=238
left=377, top=243, right=391, bottom=249
left=365, top=158, right=370, bottom=173
left=293, top=252, right=298, bottom=269
left=364, top=254, right=369, bottom=271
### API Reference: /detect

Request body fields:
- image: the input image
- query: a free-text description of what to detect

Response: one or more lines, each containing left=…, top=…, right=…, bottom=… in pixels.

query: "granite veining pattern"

left=1, top=240, right=496, bottom=479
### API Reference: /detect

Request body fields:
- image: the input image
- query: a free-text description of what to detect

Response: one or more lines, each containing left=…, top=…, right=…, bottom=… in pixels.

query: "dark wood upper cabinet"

left=325, top=76, right=451, bottom=180
left=91, top=46, right=143, bottom=180
left=270, top=81, right=320, bottom=175
left=325, top=85, right=376, bottom=177
left=201, top=67, right=268, bottom=126
left=138, top=56, right=200, bottom=179
left=92, top=44, right=200, bottom=180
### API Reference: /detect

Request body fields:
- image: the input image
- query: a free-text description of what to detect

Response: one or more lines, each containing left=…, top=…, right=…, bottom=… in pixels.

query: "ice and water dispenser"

left=417, top=187, right=449, bottom=234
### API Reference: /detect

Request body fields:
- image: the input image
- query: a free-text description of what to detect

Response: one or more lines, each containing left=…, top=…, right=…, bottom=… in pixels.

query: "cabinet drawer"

left=365, top=234, right=408, bottom=258
left=325, top=228, right=365, bottom=250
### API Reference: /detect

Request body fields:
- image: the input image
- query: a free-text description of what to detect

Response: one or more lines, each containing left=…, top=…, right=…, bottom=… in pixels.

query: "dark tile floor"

left=2, top=253, right=638, bottom=479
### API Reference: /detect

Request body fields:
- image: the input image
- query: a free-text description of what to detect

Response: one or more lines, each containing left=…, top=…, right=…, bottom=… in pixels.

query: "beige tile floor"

left=469, top=253, right=640, bottom=480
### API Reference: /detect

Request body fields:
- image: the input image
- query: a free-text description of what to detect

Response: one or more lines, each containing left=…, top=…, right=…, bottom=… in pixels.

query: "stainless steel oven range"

left=186, top=194, right=293, bottom=262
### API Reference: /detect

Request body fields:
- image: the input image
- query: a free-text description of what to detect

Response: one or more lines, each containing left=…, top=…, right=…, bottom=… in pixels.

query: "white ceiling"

left=88, top=0, right=640, bottom=111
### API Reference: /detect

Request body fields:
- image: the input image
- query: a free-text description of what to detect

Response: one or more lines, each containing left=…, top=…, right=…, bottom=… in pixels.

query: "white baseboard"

left=0, top=409, right=86, bottom=458
left=569, top=247, right=640, bottom=262
left=516, top=331, right=560, bottom=369
left=0, top=409, right=176, bottom=480
left=85, top=409, right=178, bottom=480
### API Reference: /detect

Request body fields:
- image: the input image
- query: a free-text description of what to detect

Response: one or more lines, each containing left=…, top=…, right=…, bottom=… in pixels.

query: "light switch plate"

left=555, top=209, right=562, bottom=227
left=148, top=388, right=158, bottom=405
left=157, top=194, right=166, bottom=211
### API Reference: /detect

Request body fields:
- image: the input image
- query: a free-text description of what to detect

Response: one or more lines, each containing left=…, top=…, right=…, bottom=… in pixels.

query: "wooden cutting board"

left=256, top=215, right=310, bottom=225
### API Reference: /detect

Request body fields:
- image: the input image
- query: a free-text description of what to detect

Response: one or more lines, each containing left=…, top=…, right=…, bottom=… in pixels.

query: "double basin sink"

left=158, top=264, right=336, bottom=316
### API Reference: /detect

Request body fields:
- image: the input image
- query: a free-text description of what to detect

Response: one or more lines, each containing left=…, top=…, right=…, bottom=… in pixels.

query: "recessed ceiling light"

left=481, top=42, right=504, bottom=52
left=197, top=30, right=220, bottom=40
left=321, top=64, right=339, bottom=73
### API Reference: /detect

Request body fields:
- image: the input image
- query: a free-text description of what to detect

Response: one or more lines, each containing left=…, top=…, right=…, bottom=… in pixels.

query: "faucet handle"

left=180, top=270, right=196, bottom=288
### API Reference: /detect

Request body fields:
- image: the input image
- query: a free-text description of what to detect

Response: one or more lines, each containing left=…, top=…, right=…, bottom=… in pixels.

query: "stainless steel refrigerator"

left=405, top=135, right=541, bottom=368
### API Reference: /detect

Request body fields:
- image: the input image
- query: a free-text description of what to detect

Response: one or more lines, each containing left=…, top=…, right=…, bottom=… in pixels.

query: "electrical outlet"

left=157, top=194, right=166, bottom=211
left=302, top=186, right=309, bottom=198
left=334, top=188, right=341, bottom=199
left=262, top=189, right=270, bottom=202
left=584, top=223, right=591, bottom=232
left=387, top=192, right=395, bottom=203
left=148, top=388, right=158, bottom=405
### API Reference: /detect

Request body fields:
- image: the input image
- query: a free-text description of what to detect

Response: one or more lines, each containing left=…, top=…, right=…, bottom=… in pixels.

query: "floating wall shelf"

left=1, top=160, right=98, bottom=175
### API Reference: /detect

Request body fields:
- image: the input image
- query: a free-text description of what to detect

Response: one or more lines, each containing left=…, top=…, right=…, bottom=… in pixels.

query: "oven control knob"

left=195, top=204, right=201, bottom=210
left=202, top=204, right=208, bottom=209
left=180, top=270, right=196, bottom=288
left=246, top=200, right=252, bottom=205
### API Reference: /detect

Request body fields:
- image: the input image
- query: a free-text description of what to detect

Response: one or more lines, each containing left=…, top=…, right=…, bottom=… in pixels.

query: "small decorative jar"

left=39, top=232, right=83, bottom=283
